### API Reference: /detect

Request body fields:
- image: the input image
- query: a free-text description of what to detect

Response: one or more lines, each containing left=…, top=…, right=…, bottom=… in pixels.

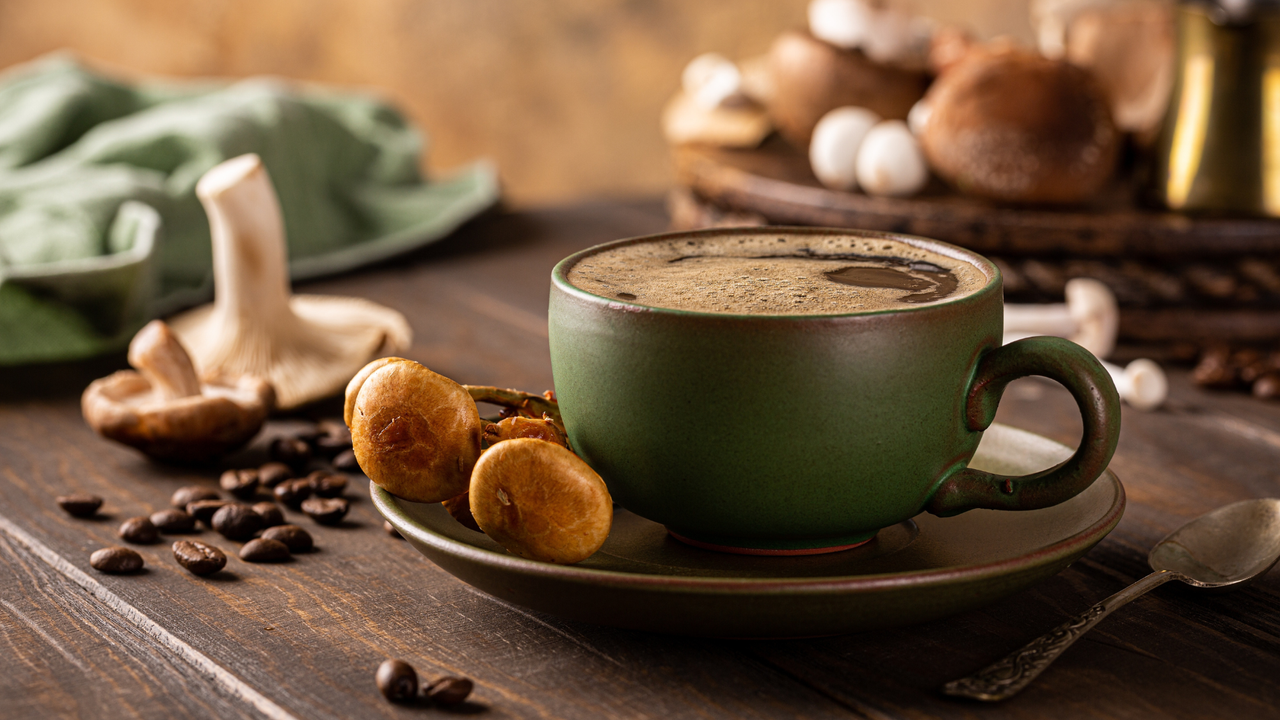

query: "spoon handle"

left=942, top=570, right=1177, bottom=701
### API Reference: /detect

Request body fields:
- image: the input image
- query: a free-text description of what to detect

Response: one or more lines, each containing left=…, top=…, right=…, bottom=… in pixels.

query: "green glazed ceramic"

left=548, top=227, right=1120, bottom=554
left=372, top=423, right=1126, bottom=638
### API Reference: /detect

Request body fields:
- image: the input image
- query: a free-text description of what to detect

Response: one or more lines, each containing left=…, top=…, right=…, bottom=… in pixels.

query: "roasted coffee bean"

left=150, top=508, right=198, bottom=534
left=118, top=516, right=160, bottom=544
left=211, top=504, right=264, bottom=541
left=384, top=520, right=403, bottom=539
left=309, top=471, right=348, bottom=498
left=332, top=449, right=359, bottom=471
left=219, top=469, right=260, bottom=500
left=1254, top=372, right=1280, bottom=399
left=376, top=659, right=418, bottom=703
left=425, top=677, right=473, bottom=706
left=312, top=420, right=352, bottom=458
left=172, top=540, right=226, bottom=576
left=261, top=524, right=314, bottom=553
left=239, top=538, right=291, bottom=563
left=90, top=546, right=144, bottom=574
left=57, top=494, right=103, bottom=518
left=273, top=478, right=313, bottom=508
left=269, top=437, right=312, bottom=471
left=257, top=462, right=293, bottom=488
left=252, top=502, right=285, bottom=528
left=301, top=497, right=349, bottom=526
left=187, top=499, right=231, bottom=525
left=172, top=486, right=220, bottom=509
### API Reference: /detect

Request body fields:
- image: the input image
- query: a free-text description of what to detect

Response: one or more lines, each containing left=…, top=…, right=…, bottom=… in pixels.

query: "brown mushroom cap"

left=82, top=370, right=273, bottom=462
left=918, top=46, right=1119, bottom=204
left=767, top=29, right=928, bottom=149
left=349, top=360, right=482, bottom=503
left=469, top=438, right=613, bottom=565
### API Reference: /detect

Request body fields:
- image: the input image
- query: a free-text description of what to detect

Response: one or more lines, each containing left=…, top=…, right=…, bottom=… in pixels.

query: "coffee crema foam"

left=566, top=233, right=989, bottom=315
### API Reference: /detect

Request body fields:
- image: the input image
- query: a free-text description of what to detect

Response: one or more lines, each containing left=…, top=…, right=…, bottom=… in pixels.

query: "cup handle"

left=927, top=336, right=1121, bottom=517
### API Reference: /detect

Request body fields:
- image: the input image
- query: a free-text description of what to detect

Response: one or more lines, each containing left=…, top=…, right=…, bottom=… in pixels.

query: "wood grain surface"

left=2, top=200, right=1280, bottom=719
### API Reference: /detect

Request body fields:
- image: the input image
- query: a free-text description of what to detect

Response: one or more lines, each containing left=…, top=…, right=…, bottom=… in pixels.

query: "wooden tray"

left=673, top=138, right=1280, bottom=259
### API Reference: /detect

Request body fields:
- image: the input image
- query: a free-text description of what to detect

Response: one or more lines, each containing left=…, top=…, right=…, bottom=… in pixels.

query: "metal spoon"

left=943, top=498, right=1280, bottom=701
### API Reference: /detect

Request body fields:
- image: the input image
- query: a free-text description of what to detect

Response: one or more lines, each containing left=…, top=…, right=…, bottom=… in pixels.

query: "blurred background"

left=0, top=0, right=1030, bottom=206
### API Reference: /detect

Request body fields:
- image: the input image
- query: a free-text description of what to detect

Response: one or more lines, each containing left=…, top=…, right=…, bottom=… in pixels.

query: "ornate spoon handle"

left=942, top=570, right=1178, bottom=701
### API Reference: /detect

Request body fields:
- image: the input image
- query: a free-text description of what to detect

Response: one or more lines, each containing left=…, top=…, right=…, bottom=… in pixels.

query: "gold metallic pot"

left=1151, top=2, right=1280, bottom=215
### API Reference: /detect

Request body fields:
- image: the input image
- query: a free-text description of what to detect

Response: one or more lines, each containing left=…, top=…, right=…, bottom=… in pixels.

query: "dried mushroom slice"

left=469, top=438, right=613, bottom=565
left=350, top=359, right=482, bottom=503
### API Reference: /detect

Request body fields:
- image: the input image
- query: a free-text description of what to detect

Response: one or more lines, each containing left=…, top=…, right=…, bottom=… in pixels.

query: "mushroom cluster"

left=346, top=358, right=611, bottom=565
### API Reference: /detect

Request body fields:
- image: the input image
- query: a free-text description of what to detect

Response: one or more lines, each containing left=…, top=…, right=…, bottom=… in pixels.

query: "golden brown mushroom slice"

left=469, top=438, right=613, bottom=565
left=81, top=320, right=273, bottom=462
left=349, top=359, right=482, bottom=503
left=169, top=154, right=412, bottom=411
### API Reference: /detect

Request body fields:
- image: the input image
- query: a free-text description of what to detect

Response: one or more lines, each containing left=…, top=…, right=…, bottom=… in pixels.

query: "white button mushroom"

left=808, top=0, right=874, bottom=50
left=682, top=53, right=745, bottom=109
left=854, top=120, right=929, bottom=197
left=809, top=107, right=881, bottom=190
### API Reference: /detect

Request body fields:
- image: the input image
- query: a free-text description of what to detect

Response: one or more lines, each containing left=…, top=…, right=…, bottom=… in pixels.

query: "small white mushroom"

left=907, top=98, right=931, bottom=136
left=1104, top=358, right=1168, bottom=411
left=854, top=120, right=929, bottom=197
left=1003, top=278, right=1119, bottom=359
left=808, top=0, right=931, bottom=66
left=809, top=106, right=881, bottom=190
left=169, top=154, right=411, bottom=410
left=808, top=0, right=874, bottom=50
left=682, top=53, right=746, bottom=109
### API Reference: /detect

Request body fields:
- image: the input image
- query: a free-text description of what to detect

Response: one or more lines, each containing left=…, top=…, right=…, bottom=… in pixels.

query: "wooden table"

left=2, top=200, right=1279, bottom=719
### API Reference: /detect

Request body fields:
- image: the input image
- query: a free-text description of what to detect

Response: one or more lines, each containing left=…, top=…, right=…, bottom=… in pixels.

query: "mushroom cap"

left=344, top=356, right=413, bottom=428
left=469, top=438, right=613, bottom=565
left=349, top=360, right=482, bottom=503
left=1064, top=277, right=1119, bottom=359
left=81, top=370, right=273, bottom=462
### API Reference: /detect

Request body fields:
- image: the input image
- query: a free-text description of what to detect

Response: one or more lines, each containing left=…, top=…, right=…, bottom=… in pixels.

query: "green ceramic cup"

left=548, top=227, right=1121, bottom=555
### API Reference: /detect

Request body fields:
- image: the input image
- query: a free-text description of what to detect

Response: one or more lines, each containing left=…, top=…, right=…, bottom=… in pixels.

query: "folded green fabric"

left=0, top=55, right=499, bottom=365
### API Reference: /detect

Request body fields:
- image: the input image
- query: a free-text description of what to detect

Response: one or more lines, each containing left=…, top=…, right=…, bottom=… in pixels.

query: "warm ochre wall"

left=0, top=0, right=1030, bottom=206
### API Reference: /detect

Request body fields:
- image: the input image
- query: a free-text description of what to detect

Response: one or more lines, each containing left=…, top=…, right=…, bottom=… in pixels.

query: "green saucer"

left=372, top=423, right=1125, bottom=638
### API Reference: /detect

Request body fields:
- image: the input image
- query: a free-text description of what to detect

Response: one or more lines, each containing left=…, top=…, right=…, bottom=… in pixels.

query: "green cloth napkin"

left=0, top=55, right=499, bottom=365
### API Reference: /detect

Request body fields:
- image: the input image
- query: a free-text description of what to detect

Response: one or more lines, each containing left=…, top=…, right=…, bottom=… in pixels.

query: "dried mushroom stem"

left=127, top=320, right=202, bottom=401
left=464, top=385, right=562, bottom=425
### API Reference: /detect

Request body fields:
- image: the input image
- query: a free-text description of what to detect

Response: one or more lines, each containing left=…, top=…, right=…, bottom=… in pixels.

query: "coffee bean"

left=211, top=504, right=264, bottom=541
left=90, top=546, right=144, bottom=574
left=219, top=469, right=260, bottom=500
left=57, top=494, right=103, bottom=518
left=151, top=508, right=198, bottom=534
left=118, top=516, right=160, bottom=544
left=425, top=677, right=473, bottom=706
left=273, top=478, right=313, bottom=508
left=312, top=420, right=352, bottom=458
left=384, top=520, right=403, bottom=539
left=269, top=437, right=312, bottom=471
left=309, top=471, right=348, bottom=498
left=301, top=497, right=349, bottom=526
left=239, top=538, right=291, bottom=563
left=261, top=524, right=313, bottom=553
left=258, top=462, right=293, bottom=488
left=172, top=486, right=220, bottom=509
left=1254, top=372, right=1280, bottom=399
left=172, top=540, right=226, bottom=576
left=187, top=499, right=231, bottom=525
left=252, top=502, right=285, bottom=528
left=332, top=449, right=359, bottom=472
left=376, top=659, right=418, bottom=703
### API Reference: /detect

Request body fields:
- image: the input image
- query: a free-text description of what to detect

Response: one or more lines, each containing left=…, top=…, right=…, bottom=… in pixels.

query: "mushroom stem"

left=127, top=320, right=201, bottom=401
left=1003, top=278, right=1118, bottom=359
left=464, top=386, right=562, bottom=425
left=1103, top=358, right=1167, bottom=412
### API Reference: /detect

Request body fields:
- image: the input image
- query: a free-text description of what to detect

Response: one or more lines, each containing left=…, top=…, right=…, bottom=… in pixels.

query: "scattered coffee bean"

left=211, top=504, right=264, bottom=541
left=261, top=524, right=313, bottom=553
left=90, top=546, right=144, bottom=574
left=273, top=478, right=313, bottom=508
left=257, top=462, right=293, bottom=488
left=384, top=520, right=403, bottom=539
left=312, top=420, right=352, bottom=458
left=187, top=499, right=231, bottom=525
left=118, top=516, right=160, bottom=544
left=376, top=659, right=418, bottom=703
left=301, top=497, right=349, bottom=526
left=425, top=677, right=473, bottom=706
left=172, top=540, right=226, bottom=576
left=269, top=437, right=312, bottom=471
left=151, top=508, right=198, bottom=534
left=309, top=471, right=348, bottom=498
left=57, top=494, right=103, bottom=518
left=172, top=486, right=220, bottom=509
left=332, top=449, right=359, bottom=471
left=1255, top=372, right=1280, bottom=399
left=239, top=538, right=291, bottom=563
left=252, top=502, right=285, bottom=527
left=219, top=469, right=260, bottom=500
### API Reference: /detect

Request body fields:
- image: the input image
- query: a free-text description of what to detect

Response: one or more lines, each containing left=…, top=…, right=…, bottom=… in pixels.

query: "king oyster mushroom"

left=82, top=320, right=274, bottom=462
left=168, top=154, right=412, bottom=410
